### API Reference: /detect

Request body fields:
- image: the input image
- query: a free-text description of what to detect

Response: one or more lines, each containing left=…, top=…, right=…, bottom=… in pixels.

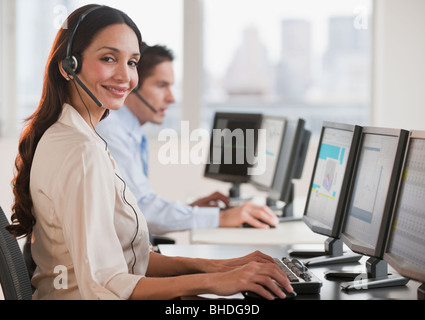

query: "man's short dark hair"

left=137, top=42, right=174, bottom=85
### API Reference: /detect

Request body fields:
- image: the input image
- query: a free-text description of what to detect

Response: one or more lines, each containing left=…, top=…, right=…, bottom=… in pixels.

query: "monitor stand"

left=229, top=182, right=241, bottom=199
left=267, top=183, right=301, bottom=222
left=228, top=183, right=251, bottom=205
left=289, top=238, right=362, bottom=266
left=324, top=257, right=409, bottom=291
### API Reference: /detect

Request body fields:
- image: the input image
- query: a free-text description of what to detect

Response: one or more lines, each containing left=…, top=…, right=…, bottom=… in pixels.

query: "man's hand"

left=189, top=191, right=230, bottom=208
left=219, top=201, right=279, bottom=229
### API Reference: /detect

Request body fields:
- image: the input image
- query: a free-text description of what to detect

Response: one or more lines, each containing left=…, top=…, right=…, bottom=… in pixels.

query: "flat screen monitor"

left=304, top=122, right=362, bottom=239
left=266, top=118, right=311, bottom=218
left=384, top=130, right=425, bottom=298
left=250, top=115, right=287, bottom=191
left=204, top=112, right=263, bottom=198
left=292, top=122, right=363, bottom=265
left=341, top=127, right=408, bottom=258
left=326, top=127, right=409, bottom=291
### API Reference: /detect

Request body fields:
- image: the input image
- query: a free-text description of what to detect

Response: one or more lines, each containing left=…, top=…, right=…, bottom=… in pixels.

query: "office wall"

left=0, top=0, right=17, bottom=138
left=371, top=0, right=425, bottom=130
left=0, top=139, right=17, bottom=220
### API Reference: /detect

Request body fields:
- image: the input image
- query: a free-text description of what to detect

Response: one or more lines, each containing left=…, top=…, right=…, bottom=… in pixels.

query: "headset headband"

left=66, top=5, right=103, bottom=61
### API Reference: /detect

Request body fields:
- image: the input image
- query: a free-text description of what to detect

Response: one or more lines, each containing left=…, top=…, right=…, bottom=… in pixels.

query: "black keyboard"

left=274, top=257, right=322, bottom=294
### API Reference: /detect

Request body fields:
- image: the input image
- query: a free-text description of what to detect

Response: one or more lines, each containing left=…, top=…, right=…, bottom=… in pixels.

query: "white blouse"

left=30, top=104, right=151, bottom=300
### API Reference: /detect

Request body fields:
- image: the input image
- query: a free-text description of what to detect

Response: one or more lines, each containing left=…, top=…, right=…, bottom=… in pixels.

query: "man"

left=96, top=43, right=278, bottom=235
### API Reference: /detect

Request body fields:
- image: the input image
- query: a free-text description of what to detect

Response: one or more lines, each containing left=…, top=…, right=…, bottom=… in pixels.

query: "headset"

left=62, top=5, right=103, bottom=107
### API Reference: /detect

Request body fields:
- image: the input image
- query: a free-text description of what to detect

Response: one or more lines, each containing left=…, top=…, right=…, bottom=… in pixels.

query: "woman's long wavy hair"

left=7, top=4, right=142, bottom=238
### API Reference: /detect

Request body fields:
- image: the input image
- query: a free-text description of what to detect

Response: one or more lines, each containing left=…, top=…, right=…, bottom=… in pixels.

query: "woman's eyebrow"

left=97, top=46, right=140, bottom=57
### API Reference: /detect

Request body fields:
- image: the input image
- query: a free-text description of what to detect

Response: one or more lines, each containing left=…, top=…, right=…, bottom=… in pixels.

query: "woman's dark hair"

left=7, top=4, right=143, bottom=238
left=137, top=42, right=174, bottom=86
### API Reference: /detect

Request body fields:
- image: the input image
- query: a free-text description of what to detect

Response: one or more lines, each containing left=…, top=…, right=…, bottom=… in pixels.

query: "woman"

left=7, top=4, right=292, bottom=300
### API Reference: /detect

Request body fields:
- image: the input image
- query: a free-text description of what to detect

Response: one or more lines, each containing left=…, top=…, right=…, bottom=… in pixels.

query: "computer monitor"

left=250, top=115, right=287, bottom=191
left=325, top=126, right=409, bottom=291
left=384, top=130, right=425, bottom=300
left=290, top=122, right=363, bottom=266
left=265, top=118, right=311, bottom=219
left=204, top=112, right=263, bottom=199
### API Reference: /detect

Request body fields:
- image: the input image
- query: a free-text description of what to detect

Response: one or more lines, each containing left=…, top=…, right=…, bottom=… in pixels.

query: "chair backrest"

left=0, top=206, right=33, bottom=300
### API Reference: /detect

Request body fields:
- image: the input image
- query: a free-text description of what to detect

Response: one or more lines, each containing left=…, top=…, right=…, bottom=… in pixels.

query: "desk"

left=158, top=244, right=421, bottom=300
left=190, top=220, right=328, bottom=245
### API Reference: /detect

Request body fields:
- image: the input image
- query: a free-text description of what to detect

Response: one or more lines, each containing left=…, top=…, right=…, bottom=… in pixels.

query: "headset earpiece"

left=62, top=54, right=81, bottom=75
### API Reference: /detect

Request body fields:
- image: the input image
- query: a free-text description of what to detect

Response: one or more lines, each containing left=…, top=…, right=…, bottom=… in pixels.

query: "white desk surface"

left=190, top=220, right=327, bottom=245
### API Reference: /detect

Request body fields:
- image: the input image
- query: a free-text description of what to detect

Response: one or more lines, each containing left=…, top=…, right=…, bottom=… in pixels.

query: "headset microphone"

left=62, top=5, right=103, bottom=108
left=132, top=89, right=158, bottom=113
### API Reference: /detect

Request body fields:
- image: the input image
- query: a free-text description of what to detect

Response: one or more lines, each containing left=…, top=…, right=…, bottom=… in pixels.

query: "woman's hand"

left=212, top=250, right=277, bottom=272
left=200, top=250, right=279, bottom=275
left=207, top=261, right=293, bottom=300
left=138, top=251, right=292, bottom=300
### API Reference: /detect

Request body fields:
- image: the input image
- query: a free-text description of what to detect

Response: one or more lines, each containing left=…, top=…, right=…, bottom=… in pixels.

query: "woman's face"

left=75, top=23, right=140, bottom=111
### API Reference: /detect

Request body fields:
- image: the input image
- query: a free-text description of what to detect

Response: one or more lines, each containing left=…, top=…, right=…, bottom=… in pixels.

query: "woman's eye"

left=128, top=60, right=138, bottom=67
left=101, top=56, right=115, bottom=63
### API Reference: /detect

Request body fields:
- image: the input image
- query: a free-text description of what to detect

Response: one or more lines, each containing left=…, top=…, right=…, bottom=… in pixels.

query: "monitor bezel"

left=341, top=126, right=408, bottom=258
left=267, top=118, right=306, bottom=203
left=204, top=112, right=263, bottom=183
left=384, top=130, right=425, bottom=283
left=292, top=129, right=311, bottom=180
left=303, top=121, right=363, bottom=239
left=250, top=114, right=287, bottom=192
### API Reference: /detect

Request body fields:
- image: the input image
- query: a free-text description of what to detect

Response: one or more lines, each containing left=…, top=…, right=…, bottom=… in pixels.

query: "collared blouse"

left=30, top=104, right=151, bottom=300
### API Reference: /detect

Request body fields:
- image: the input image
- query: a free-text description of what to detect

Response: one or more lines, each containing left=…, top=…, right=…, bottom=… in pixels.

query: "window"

left=12, top=0, right=371, bottom=139
left=203, top=0, right=372, bottom=136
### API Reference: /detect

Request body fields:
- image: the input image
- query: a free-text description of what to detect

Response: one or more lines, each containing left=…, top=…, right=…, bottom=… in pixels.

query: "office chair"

left=152, top=235, right=175, bottom=246
left=0, top=206, right=33, bottom=300
left=23, top=236, right=36, bottom=280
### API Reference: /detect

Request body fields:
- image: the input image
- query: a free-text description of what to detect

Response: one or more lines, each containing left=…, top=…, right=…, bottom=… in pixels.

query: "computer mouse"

left=243, top=287, right=297, bottom=300
left=242, top=220, right=276, bottom=228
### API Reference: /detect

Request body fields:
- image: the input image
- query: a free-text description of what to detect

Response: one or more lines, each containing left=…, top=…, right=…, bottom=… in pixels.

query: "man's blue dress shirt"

left=96, top=106, right=220, bottom=234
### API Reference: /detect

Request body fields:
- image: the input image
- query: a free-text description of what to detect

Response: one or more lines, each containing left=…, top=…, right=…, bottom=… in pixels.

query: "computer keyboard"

left=274, top=257, right=322, bottom=294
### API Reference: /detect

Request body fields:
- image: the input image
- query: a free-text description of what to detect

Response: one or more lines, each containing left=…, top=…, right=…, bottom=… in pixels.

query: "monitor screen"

left=250, top=115, right=287, bottom=191
left=267, top=118, right=310, bottom=205
left=385, top=130, right=425, bottom=283
left=204, top=112, right=263, bottom=184
left=341, top=127, right=408, bottom=258
left=303, top=122, right=362, bottom=238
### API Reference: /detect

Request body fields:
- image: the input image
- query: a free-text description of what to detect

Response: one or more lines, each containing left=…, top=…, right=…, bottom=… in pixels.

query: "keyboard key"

left=274, top=257, right=322, bottom=294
